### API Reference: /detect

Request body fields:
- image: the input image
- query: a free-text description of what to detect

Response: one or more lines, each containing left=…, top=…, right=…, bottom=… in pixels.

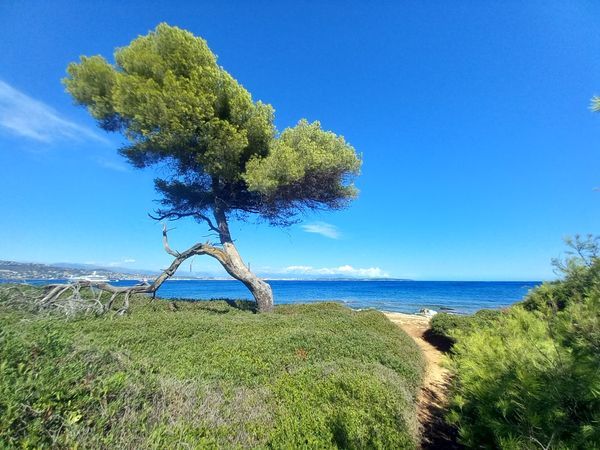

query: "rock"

left=419, top=308, right=438, bottom=317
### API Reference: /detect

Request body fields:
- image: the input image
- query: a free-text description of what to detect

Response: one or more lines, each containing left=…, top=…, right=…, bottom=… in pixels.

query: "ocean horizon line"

left=1, top=277, right=545, bottom=283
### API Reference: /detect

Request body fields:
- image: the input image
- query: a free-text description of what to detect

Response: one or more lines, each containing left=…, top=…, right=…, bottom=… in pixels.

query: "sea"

left=6, top=279, right=542, bottom=315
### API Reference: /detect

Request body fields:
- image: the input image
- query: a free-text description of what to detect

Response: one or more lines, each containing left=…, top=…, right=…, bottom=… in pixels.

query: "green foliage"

left=522, top=234, right=600, bottom=312
left=244, top=120, right=361, bottom=210
left=64, top=23, right=361, bottom=225
left=429, top=309, right=502, bottom=343
left=448, top=302, right=600, bottom=449
left=446, top=236, right=600, bottom=449
left=0, top=291, right=423, bottom=448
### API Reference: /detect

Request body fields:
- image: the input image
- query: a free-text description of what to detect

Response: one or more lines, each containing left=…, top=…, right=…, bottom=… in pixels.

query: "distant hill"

left=52, top=262, right=158, bottom=276
left=0, top=260, right=157, bottom=281
left=0, top=260, right=410, bottom=282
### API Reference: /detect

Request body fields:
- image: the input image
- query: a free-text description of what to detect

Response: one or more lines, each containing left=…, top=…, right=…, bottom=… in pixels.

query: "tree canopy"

left=64, top=23, right=361, bottom=226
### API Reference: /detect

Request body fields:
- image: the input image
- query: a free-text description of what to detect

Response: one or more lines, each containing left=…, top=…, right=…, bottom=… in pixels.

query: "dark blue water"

left=7, top=279, right=541, bottom=314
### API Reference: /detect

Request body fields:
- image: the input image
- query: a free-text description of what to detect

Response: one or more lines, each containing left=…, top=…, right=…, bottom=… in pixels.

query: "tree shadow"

left=162, top=298, right=257, bottom=314
left=419, top=380, right=463, bottom=450
left=222, top=299, right=257, bottom=313
left=419, top=328, right=462, bottom=449
left=423, top=328, right=454, bottom=353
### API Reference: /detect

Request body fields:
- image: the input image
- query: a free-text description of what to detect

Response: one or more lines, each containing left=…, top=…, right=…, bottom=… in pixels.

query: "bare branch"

left=149, top=210, right=220, bottom=235
left=37, top=226, right=232, bottom=314
left=196, top=212, right=220, bottom=233
left=148, top=211, right=196, bottom=221
left=162, top=223, right=180, bottom=257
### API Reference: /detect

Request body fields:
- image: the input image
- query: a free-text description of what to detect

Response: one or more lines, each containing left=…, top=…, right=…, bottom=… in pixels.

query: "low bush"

left=0, top=290, right=424, bottom=448
left=522, top=235, right=600, bottom=313
left=429, top=308, right=502, bottom=343
left=446, top=236, right=600, bottom=449
left=447, top=299, right=600, bottom=449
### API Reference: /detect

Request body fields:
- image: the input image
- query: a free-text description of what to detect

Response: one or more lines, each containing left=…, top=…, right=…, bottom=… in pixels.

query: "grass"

left=0, top=285, right=424, bottom=449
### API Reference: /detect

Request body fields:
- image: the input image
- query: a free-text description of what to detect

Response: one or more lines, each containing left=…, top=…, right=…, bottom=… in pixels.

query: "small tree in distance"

left=63, top=23, right=361, bottom=312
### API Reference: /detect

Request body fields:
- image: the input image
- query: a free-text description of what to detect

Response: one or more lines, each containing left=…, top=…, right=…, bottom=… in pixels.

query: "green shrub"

left=447, top=300, right=600, bottom=449
left=521, top=261, right=600, bottom=312
left=446, top=237, right=600, bottom=449
left=522, top=235, right=600, bottom=313
left=429, top=309, right=502, bottom=343
left=0, top=292, right=424, bottom=448
left=429, top=313, right=467, bottom=341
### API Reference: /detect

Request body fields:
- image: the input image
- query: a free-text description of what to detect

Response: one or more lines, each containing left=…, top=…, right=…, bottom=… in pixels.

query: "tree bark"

left=40, top=208, right=274, bottom=313
left=213, top=203, right=274, bottom=313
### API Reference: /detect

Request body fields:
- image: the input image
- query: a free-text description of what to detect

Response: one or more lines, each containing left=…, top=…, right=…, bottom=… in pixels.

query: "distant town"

left=0, top=260, right=197, bottom=281
left=0, top=260, right=406, bottom=282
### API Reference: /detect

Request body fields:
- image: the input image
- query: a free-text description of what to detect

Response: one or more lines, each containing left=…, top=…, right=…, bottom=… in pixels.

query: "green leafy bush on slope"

left=0, top=290, right=424, bottom=449
left=429, top=309, right=502, bottom=343
left=446, top=236, right=600, bottom=449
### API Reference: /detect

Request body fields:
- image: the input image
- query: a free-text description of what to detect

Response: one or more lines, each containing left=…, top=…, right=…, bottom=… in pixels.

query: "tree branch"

left=162, top=223, right=180, bottom=257
left=196, top=213, right=220, bottom=233
left=149, top=210, right=220, bottom=235
left=148, top=211, right=196, bottom=221
left=39, top=226, right=230, bottom=314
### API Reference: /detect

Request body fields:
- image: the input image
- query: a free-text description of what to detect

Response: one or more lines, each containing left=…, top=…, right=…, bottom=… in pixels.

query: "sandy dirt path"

left=383, top=312, right=461, bottom=449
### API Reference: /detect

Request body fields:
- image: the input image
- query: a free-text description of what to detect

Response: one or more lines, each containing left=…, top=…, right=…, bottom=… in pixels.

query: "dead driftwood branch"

left=1, top=283, right=105, bottom=316
left=27, top=224, right=216, bottom=315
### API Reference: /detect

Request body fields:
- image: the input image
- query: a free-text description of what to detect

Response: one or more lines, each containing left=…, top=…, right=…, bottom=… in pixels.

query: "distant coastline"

left=0, top=260, right=542, bottom=283
left=0, top=260, right=412, bottom=282
left=1, top=275, right=541, bottom=315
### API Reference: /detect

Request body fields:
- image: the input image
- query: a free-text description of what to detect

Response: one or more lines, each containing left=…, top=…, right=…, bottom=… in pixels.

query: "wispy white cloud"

left=283, top=264, right=389, bottom=278
left=301, top=221, right=341, bottom=239
left=94, top=156, right=129, bottom=172
left=107, top=258, right=136, bottom=267
left=0, top=80, right=108, bottom=144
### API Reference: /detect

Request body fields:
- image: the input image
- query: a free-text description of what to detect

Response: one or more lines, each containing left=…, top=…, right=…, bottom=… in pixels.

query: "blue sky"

left=0, top=1, right=598, bottom=280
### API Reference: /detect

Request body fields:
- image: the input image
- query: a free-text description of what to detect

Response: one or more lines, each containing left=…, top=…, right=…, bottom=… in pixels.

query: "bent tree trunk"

left=218, top=242, right=273, bottom=312
left=214, top=205, right=274, bottom=313
left=40, top=207, right=274, bottom=314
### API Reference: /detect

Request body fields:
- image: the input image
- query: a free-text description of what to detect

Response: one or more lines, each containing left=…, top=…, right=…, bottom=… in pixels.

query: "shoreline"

left=0, top=280, right=505, bottom=316
left=381, top=310, right=432, bottom=325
